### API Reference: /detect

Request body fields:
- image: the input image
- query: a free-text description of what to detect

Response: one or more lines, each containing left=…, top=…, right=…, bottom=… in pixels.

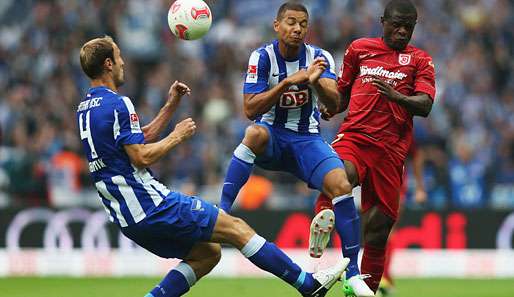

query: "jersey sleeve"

left=317, top=49, right=337, bottom=80
left=414, top=53, right=436, bottom=100
left=337, top=43, right=360, bottom=93
left=114, top=96, right=145, bottom=148
left=243, top=49, right=270, bottom=94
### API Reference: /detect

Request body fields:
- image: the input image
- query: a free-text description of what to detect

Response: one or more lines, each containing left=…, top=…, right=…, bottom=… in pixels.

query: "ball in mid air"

left=168, top=0, right=212, bottom=40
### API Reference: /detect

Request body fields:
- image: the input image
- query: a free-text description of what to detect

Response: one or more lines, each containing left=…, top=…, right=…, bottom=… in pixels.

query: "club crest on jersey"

left=398, top=54, right=411, bottom=65
left=280, top=86, right=310, bottom=108
left=246, top=65, right=258, bottom=83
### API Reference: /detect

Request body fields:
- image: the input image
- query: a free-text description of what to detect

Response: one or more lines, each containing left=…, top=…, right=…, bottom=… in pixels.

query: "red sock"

left=361, top=244, right=386, bottom=293
left=314, top=193, right=333, bottom=214
left=382, top=237, right=394, bottom=285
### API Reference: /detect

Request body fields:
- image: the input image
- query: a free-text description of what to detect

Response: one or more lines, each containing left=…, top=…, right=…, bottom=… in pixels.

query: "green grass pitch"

left=1, top=277, right=513, bottom=297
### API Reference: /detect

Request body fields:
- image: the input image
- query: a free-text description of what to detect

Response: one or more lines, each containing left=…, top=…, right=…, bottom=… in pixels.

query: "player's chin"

left=287, top=38, right=303, bottom=47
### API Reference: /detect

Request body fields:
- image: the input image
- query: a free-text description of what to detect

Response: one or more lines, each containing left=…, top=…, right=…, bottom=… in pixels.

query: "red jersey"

left=337, top=37, right=436, bottom=161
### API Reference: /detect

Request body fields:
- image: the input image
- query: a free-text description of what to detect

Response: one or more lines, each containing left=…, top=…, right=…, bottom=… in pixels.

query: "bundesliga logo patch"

left=246, top=65, right=258, bottom=83
left=130, top=113, right=140, bottom=130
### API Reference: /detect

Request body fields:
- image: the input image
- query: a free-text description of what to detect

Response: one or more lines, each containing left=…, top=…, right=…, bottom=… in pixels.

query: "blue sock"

left=220, top=143, right=255, bottom=212
left=333, top=195, right=361, bottom=279
left=146, top=262, right=196, bottom=297
left=241, top=234, right=315, bottom=294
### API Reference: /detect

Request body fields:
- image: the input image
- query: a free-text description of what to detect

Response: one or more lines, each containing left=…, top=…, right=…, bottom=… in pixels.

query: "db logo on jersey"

left=280, top=89, right=309, bottom=108
left=398, top=54, right=411, bottom=65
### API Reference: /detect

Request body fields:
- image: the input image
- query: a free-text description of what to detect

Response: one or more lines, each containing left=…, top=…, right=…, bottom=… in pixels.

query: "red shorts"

left=332, top=132, right=405, bottom=220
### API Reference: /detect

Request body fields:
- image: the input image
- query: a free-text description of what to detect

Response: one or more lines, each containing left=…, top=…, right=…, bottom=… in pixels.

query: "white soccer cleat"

left=303, top=257, right=350, bottom=297
left=343, top=274, right=375, bottom=297
left=309, top=209, right=335, bottom=258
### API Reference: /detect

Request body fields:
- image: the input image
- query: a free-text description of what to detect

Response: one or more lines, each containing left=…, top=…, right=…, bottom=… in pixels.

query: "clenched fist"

left=172, top=118, right=196, bottom=141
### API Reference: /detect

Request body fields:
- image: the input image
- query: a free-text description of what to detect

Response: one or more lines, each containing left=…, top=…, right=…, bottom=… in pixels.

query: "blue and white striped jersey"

left=243, top=39, right=337, bottom=134
left=76, top=86, right=170, bottom=227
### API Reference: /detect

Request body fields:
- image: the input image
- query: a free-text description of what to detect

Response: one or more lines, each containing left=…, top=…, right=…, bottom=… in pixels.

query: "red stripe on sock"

left=314, top=194, right=333, bottom=214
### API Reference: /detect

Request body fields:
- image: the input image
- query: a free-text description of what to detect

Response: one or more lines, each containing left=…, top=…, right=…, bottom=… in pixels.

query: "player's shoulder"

left=405, top=44, right=434, bottom=63
left=251, top=41, right=274, bottom=57
left=305, top=43, right=333, bottom=56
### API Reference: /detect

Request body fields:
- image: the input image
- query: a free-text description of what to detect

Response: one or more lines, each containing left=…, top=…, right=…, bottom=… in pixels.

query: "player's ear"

left=273, top=19, right=280, bottom=33
left=380, top=16, right=385, bottom=25
left=104, top=58, right=114, bottom=71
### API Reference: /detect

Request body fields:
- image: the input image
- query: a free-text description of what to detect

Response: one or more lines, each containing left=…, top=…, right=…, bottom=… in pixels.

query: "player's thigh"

left=121, top=192, right=220, bottom=259
left=242, top=124, right=271, bottom=154
left=290, top=136, right=343, bottom=190
left=363, top=157, right=403, bottom=221
left=209, top=210, right=255, bottom=249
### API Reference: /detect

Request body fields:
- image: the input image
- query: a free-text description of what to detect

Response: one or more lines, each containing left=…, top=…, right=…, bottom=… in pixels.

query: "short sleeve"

left=414, top=53, right=436, bottom=100
left=337, top=43, right=360, bottom=94
left=317, top=49, right=337, bottom=80
left=243, top=49, right=270, bottom=94
left=114, top=96, right=145, bottom=148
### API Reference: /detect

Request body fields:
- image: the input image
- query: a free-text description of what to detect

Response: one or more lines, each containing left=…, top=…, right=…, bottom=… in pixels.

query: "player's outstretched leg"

left=316, top=168, right=375, bottom=297
left=211, top=210, right=348, bottom=296
left=220, top=125, right=269, bottom=212
left=145, top=243, right=221, bottom=297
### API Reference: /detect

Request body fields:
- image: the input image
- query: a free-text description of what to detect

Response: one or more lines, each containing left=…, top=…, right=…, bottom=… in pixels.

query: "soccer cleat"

left=342, top=274, right=375, bottom=297
left=309, top=209, right=335, bottom=258
left=302, top=257, right=350, bottom=297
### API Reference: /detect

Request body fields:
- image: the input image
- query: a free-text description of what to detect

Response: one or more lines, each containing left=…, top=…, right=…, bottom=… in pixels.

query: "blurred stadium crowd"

left=0, top=0, right=513, bottom=210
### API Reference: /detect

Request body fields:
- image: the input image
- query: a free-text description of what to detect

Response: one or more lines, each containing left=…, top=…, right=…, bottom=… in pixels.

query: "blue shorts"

left=255, top=123, right=344, bottom=190
left=121, top=192, right=219, bottom=259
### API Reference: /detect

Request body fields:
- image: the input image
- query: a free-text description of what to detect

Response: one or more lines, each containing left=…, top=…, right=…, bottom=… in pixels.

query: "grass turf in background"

left=0, top=277, right=513, bottom=297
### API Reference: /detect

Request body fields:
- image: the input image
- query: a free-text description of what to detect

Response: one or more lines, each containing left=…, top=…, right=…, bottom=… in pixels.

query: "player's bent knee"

left=242, top=125, right=269, bottom=153
left=323, top=168, right=352, bottom=198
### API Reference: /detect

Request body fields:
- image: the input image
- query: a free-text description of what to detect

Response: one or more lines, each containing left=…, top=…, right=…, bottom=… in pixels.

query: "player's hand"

left=320, top=105, right=335, bottom=121
left=172, top=118, right=196, bottom=141
left=308, top=57, right=327, bottom=85
left=285, top=69, right=310, bottom=85
left=414, top=188, right=427, bottom=204
left=372, top=78, right=404, bottom=102
left=168, top=81, right=191, bottom=102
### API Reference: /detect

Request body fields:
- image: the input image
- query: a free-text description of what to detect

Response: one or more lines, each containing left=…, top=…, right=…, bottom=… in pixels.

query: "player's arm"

left=373, top=53, right=436, bottom=117
left=321, top=45, right=358, bottom=119
left=141, top=81, right=191, bottom=143
left=309, top=52, right=340, bottom=113
left=371, top=81, right=433, bottom=117
left=244, top=71, right=310, bottom=120
left=124, top=118, right=196, bottom=168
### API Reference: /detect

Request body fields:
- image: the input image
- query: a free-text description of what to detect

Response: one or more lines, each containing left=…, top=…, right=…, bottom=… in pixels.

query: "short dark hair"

left=383, top=0, right=417, bottom=19
left=79, top=36, right=116, bottom=79
left=276, top=1, right=309, bottom=20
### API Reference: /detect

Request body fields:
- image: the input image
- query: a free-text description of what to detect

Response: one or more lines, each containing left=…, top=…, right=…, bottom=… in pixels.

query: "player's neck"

left=278, top=41, right=302, bottom=61
left=90, top=77, right=118, bottom=92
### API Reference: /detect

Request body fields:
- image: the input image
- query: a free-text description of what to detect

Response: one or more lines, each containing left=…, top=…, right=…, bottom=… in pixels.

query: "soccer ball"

left=168, top=0, right=212, bottom=40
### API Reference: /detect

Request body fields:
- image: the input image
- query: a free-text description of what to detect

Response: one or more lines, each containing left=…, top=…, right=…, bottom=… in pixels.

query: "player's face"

left=381, top=10, right=417, bottom=51
left=274, top=10, right=308, bottom=48
left=112, top=43, right=125, bottom=87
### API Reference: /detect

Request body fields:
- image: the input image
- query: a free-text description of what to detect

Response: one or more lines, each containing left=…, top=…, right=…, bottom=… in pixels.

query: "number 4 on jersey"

left=79, top=111, right=98, bottom=159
